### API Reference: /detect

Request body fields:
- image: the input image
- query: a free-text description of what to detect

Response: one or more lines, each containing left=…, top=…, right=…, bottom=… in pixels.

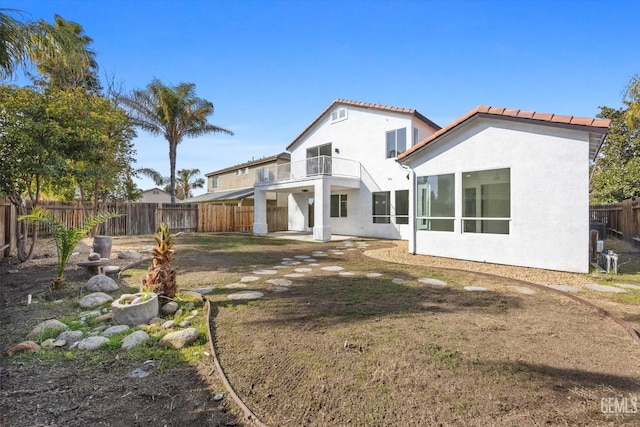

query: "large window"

left=372, top=191, right=390, bottom=223
left=331, top=194, right=348, bottom=218
left=462, top=168, right=510, bottom=234
left=417, top=174, right=455, bottom=231
left=386, top=128, right=407, bottom=158
left=395, top=190, right=409, bottom=224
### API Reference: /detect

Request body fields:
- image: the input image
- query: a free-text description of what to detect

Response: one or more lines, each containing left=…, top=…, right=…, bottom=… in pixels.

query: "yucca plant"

left=141, top=222, right=177, bottom=300
left=18, top=207, right=123, bottom=289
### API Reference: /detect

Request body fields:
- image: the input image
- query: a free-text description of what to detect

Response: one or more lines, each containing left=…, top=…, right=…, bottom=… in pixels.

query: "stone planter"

left=92, top=235, right=113, bottom=259
left=111, top=293, right=159, bottom=326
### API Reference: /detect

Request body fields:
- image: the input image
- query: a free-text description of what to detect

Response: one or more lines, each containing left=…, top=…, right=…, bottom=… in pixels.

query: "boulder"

left=7, top=341, right=40, bottom=356
left=76, top=336, right=109, bottom=350
left=86, top=275, right=119, bottom=292
left=26, top=319, right=68, bottom=341
left=78, top=292, right=113, bottom=309
left=121, top=330, right=150, bottom=350
left=102, top=325, right=130, bottom=336
left=160, top=301, right=179, bottom=315
left=160, top=328, right=200, bottom=349
left=57, top=330, right=84, bottom=344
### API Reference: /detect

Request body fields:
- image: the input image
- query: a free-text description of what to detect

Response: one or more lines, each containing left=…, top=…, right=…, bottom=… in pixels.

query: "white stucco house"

left=253, top=100, right=609, bottom=273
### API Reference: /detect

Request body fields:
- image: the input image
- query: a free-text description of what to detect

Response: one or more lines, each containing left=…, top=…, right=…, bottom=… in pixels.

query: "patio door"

left=306, top=143, right=332, bottom=175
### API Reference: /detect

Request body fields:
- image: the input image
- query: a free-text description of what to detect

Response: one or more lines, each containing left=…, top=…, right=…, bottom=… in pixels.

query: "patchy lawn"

left=1, top=233, right=639, bottom=426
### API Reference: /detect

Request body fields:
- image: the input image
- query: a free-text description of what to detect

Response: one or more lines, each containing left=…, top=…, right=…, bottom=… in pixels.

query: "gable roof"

left=286, top=99, right=441, bottom=151
left=398, top=105, right=611, bottom=162
left=206, top=152, right=290, bottom=177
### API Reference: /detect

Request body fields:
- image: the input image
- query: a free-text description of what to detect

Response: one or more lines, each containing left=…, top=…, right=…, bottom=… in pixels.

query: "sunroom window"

left=417, top=174, right=455, bottom=231
left=462, top=168, right=510, bottom=234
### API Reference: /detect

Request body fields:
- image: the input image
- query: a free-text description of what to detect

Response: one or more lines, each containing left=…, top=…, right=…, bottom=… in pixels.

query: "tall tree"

left=590, top=106, right=640, bottom=203
left=624, top=74, right=640, bottom=130
left=122, top=79, right=233, bottom=203
left=0, top=10, right=95, bottom=85
left=137, top=167, right=204, bottom=199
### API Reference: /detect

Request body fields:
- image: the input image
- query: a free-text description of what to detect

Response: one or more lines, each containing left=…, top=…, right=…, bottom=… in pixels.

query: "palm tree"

left=122, top=79, right=233, bottom=204
left=175, top=168, right=205, bottom=199
left=137, top=167, right=205, bottom=200
left=0, top=10, right=96, bottom=85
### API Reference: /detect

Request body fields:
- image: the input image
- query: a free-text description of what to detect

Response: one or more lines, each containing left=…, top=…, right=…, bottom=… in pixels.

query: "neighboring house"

left=138, top=187, right=173, bottom=203
left=187, top=153, right=290, bottom=206
left=253, top=100, right=609, bottom=273
left=253, top=99, right=440, bottom=241
left=398, top=106, right=609, bottom=273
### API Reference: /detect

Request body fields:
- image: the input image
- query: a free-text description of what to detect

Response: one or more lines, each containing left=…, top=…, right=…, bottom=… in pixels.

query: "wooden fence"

left=0, top=199, right=288, bottom=258
left=590, top=198, right=640, bottom=246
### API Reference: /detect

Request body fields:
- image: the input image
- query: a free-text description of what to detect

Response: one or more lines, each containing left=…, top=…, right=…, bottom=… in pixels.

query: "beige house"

left=137, top=187, right=173, bottom=203
left=187, top=153, right=290, bottom=206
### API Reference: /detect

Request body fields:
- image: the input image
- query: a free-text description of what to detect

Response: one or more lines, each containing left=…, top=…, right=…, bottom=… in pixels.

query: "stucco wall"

left=288, top=106, right=436, bottom=240
left=405, top=118, right=591, bottom=273
left=139, top=189, right=172, bottom=203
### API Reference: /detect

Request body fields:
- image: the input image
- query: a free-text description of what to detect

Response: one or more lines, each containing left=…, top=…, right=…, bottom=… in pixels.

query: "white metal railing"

left=255, top=156, right=361, bottom=184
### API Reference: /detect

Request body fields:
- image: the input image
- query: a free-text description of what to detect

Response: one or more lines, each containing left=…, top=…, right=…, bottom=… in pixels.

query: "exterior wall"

left=288, top=106, right=436, bottom=239
left=138, top=189, right=172, bottom=203
left=405, top=118, right=591, bottom=273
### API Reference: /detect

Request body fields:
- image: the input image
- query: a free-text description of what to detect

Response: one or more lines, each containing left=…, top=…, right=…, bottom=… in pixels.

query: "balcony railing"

left=256, top=155, right=361, bottom=184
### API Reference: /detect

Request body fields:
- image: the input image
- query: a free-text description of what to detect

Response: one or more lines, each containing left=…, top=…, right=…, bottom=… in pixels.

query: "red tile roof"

left=398, top=105, right=611, bottom=161
left=286, top=99, right=441, bottom=151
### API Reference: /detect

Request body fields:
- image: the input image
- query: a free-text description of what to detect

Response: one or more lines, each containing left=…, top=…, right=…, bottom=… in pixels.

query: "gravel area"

left=364, top=240, right=596, bottom=287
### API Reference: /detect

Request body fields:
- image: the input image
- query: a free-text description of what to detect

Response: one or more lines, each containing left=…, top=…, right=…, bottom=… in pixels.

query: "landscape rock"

left=78, top=292, right=113, bottom=309
left=161, top=301, right=179, bottom=315
left=41, top=339, right=66, bottom=348
left=103, top=265, right=121, bottom=275
left=191, top=288, right=214, bottom=295
left=88, top=252, right=101, bottom=261
left=57, top=330, right=84, bottom=344
left=86, top=275, right=119, bottom=292
left=26, top=319, right=68, bottom=340
left=103, top=325, right=130, bottom=336
left=111, top=293, right=159, bottom=326
left=118, top=250, right=142, bottom=260
left=121, top=330, right=150, bottom=350
left=162, top=320, right=178, bottom=329
left=95, top=313, right=113, bottom=323
left=179, top=320, right=191, bottom=327
left=160, top=328, right=200, bottom=349
left=7, top=341, right=41, bottom=356
left=76, top=336, right=110, bottom=350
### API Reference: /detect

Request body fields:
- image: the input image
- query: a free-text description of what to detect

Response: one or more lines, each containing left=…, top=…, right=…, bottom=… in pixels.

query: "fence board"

left=590, top=198, right=640, bottom=244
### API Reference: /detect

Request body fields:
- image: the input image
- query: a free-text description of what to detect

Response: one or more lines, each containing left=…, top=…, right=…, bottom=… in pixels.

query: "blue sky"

left=8, top=0, right=640, bottom=195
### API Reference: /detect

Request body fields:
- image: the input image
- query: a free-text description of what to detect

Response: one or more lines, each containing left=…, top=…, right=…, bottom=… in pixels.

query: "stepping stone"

left=281, top=260, right=301, bottom=266
left=311, top=251, right=326, bottom=256
left=253, top=269, right=277, bottom=275
left=225, top=283, right=247, bottom=289
left=284, top=273, right=305, bottom=278
left=241, top=276, right=260, bottom=283
left=282, top=257, right=293, bottom=261
left=304, top=258, right=317, bottom=262
left=295, top=268, right=312, bottom=273
left=464, top=286, right=487, bottom=292
left=312, top=253, right=328, bottom=257
left=585, top=283, right=629, bottom=293
left=616, top=284, right=640, bottom=290
left=273, top=265, right=288, bottom=269
left=392, top=278, right=406, bottom=284
left=294, top=255, right=310, bottom=259
left=332, top=251, right=345, bottom=255
left=227, top=291, right=264, bottom=300
left=266, top=278, right=292, bottom=286
left=367, top=272, right=383, bottom=278
left=347, top=248, right=358, bottom=251
left=339, top=272, right=355, bottom=276
left=321, top=266, right=344, bottom=272
left=270, top=287, right=289, bottom=292
left=308, top=263, right=320, bottom=266
left=548, top=284, right=581, bottom=293
left=507, top=285, right=536, bottom=295
left=191, top=288, right=214, bottom=295
left=103, top=265, right=121, bottom=275
left=418, top=278, right=447, bottom=287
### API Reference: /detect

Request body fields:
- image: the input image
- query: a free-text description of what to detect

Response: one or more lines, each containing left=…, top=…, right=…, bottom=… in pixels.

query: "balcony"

left=255, top=156, right=361, bottom=184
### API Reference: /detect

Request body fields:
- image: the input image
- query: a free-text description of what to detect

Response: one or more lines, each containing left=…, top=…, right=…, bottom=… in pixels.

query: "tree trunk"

left=169, top=142, right=177, bottom=204
left=10, top=194, right=36, bottom=262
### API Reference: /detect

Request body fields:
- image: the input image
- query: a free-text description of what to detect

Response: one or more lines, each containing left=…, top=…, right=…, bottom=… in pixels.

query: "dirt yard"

left=1, top=233, right=639, bottom=426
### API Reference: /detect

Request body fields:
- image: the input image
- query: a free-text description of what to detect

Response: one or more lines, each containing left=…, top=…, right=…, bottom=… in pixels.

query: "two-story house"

left=188, top=153, right=290, bottom=206
left=254, top=99, right=609, bottom=273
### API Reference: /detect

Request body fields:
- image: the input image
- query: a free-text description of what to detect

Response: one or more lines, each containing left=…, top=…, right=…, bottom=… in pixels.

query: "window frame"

left=385, top=128, right=407, bottom=159
left=395, top=190, right=409, bottom=225
left=461, top=168, right=511, bottom=235
left=416, top=173, right=455, bottom=232
left=330, top=194, right=348, bottom=218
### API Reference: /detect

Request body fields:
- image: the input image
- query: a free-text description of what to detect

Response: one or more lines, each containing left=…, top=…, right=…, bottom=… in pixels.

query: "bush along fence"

left=0, top=199, right=288, bottom=259
left=590, top=198, right=640, bottom=246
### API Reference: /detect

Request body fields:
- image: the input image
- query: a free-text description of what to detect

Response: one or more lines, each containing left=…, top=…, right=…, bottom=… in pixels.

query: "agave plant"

left=18, top=207, right=123, bottom=289
left=141, top=222, right=177, bottom=299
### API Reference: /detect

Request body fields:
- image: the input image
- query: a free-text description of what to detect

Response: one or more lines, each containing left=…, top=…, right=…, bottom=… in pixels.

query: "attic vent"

left=331, top=108, right=348, bottom=123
